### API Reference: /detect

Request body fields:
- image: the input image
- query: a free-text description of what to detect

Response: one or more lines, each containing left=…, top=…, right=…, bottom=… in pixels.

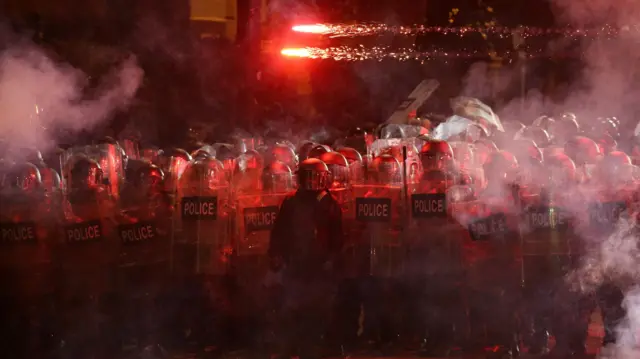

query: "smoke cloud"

left=447, top=0, right=640, bottom=352
left=461, top=62, right=514, bottom=102
left=618, top=286, right=640, bottom=356
left=0, top=27, right=143, bottom=161
left=524, top=0, right=640, bottom=359
left=479, top=0, right=640, bottom=126
left=545, top=0, right=640, bottom=354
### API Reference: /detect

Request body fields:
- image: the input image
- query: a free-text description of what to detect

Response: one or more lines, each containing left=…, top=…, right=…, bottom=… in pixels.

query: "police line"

left=9, top=188, right=624, bottom=250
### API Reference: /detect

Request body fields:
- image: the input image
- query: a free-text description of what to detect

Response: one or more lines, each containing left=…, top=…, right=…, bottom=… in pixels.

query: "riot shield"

left=173, top=159, right=231, bottom=277
left=213, top=143, right=236, bottom=183
left=519, top=187, right=576, bottom=353
left=59, top=147, right=82, bottom=194
left=579, top=186, right=633, bottom=352
left=341, top=183, right=406, bottom=346
left=0, top=188, right=55, bottom=307
left=169, top=158, right=232, bottom=347
left=85, top=143, right=125, bottom=199
left=117, top=209, right=170, bottom=287
left=115, top=176, right=172, bottom=347
left=377, top=124, right=407, bottom=139
left=405, top=175, right=471, bottom=349
left=194, top=145, right=216, bottom=159
left=236, top=138, right=258, bottom=154
left=116, top=174, right=172, bottom=289
left=348, top=184, right=405, bottom=278
left=121, top=138, right=140, bottom=161
left=0, top=171, right=57, bottom=357
left=461, top=197, right=522, bottom=286
left=369, top=140, right=421, bottom=182
left=141, top=147, right=163, bottom=164
left=395, top=125, right=427, bottom=138
left=370, top=138, right=420, bottom=159
left=57, top=187, right=117, bottom=299
left=407, top=177, right=468, bottom=278
left=55, top=185, right=118, bottom=354
left=159, top=149, right=192, bottom=198
left=330, top=187, right=355, bottom=216
left=60, top=144, right=125, bottom=198
left=232, top=191, right=289, bottom=294
left=456, top=189, right=524, bottom=348
left=0, top=173, right=56, bottom=357
left=520, top=191, right=573, bottom=262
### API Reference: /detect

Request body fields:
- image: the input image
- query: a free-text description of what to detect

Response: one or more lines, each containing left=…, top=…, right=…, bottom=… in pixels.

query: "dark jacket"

left=269, top=189, right=344, bottom=279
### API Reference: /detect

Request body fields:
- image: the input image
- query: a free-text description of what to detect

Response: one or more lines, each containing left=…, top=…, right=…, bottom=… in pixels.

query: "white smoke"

left=0, top=29, right=143, bottom=160
left=546, top=0, right=640, bottom=354
left=450, top=0, right=640, bottom=352
left=617, top=287, right=640, bottom=356
left=454, top=1, right=640, bottom=127
left=461, top=62, right=514, bottom=102
left=568, top=209, right=640, bottom=292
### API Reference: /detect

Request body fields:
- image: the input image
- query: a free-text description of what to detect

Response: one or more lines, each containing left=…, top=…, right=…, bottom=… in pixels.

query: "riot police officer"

left=269, top=158, right=344, bottom=359
left=0, top=162, right=53, bottom=358
left=116, top=162, right=171, bottom=354
left=464, top=151, right=522, bottom=358
left=56, top=155, right=118, bottom=359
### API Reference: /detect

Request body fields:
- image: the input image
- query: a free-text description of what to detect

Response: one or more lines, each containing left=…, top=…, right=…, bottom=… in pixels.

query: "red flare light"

left=280, top=48, right=313, bottom=58
left=291, top=24, right=332, bottom=34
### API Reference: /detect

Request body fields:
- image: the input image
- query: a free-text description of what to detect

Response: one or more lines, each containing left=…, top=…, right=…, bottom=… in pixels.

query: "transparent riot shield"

left=55, top=184, right=118, bottom=352
left=460, top=196, right=522, bottom=284
left=115, top=175, right=172, bottom=346
left=194, top=145, right=216, bottom=159
left=454, top=193, right=523, bottom=351
left=232, top=190, right=289, bottom=295
left=377, top=124, right=407, bottom=139
left=121, top=138, right=140, bottom=161
left=396, top=125, right=427, bottom=138
left=369, top=140, right=421, bottom=180
left=584, top=190, right=628, bottom=240
left=518, top=186, right=576, bottom=352
left=344, top=183, right=406, bottom=343
left=141, top=147, right=163, bottom=164
left=60, top=144, right=125, bottom=199
left=232, top=151, right=264, bottom=198
left=117, top=172, right=172, bottom=284
left=348, top=184, right=405, bottom=278
left=520, top=190, right=573, bottom=261
left=0, top=187, right=55, bottom=306
left=59, top=147, right=83, bottom=194
left=213, top=143, right=236, bottom=182
left=173, top=158, right=231, bottom=278
left=236, top=138, right=257, bottom=154
left=370, top=138, right=420, bottom=159
left=407, top=176, right=468, bottom=278
left=234, top=192, right=287, bottom=258
left=161, top=150, right=192, bottom=199
left=405, top=176, right=471, bottom=350
left=330, top=187, right=355, bottom=216
left=85, top=143, right=125, bottom=199
left=0, top=178, right=56, bottom=357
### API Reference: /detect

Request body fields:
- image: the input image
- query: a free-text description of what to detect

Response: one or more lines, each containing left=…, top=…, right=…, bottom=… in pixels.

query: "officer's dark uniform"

left=269, top=158, right=344, bottom=359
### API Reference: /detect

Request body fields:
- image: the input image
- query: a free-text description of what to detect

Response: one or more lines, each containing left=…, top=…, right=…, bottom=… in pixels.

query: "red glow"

left=280, top=48, right=312, bottom=58
left=291, top=24, right=331, bottom=34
